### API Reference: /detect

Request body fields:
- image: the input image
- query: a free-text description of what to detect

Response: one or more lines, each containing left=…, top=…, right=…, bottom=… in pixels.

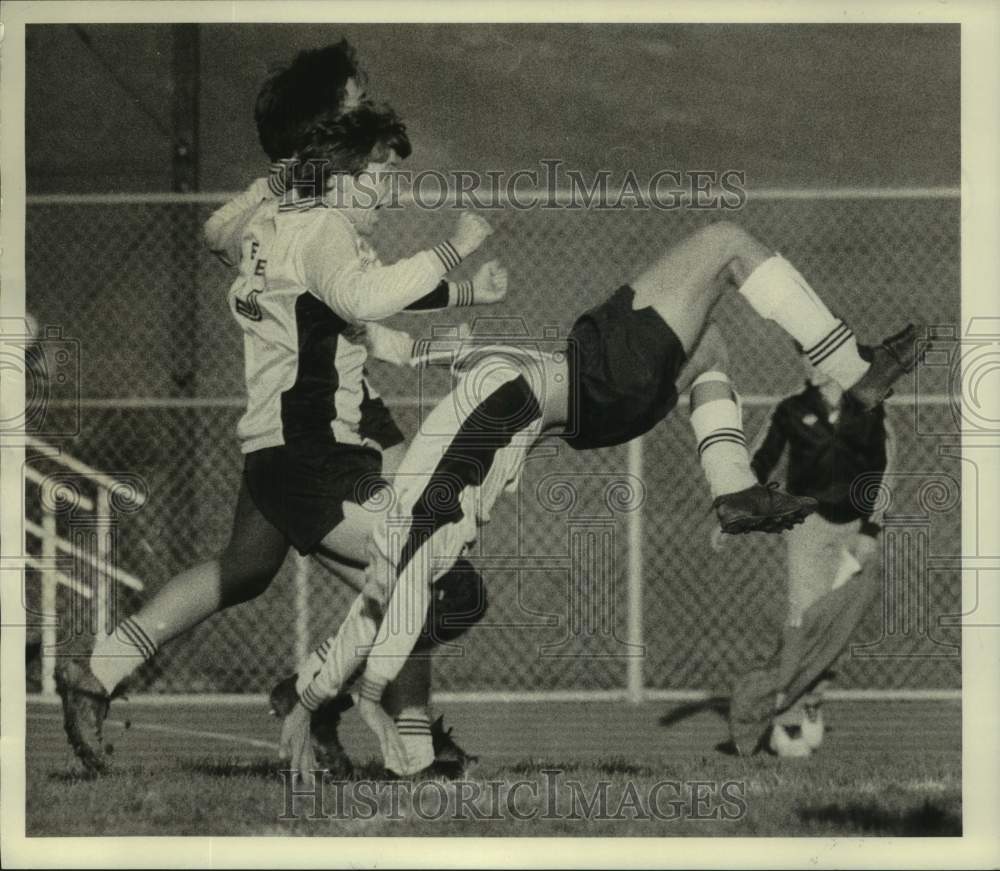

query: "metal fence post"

left=294, top=553, right=310, bottom=665
left=96, top=487, right=111, bottom=637
left=626, top=436, right=645, bottom=703
left=41, top=498, right=57, bottom=696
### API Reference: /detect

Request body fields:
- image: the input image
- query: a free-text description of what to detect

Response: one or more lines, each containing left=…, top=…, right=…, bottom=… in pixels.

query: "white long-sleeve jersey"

left=218, top=190, right=458, bottom=453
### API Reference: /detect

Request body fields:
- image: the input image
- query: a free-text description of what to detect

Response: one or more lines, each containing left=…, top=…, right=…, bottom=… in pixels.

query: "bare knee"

left=698, top=221, right=771, bottom=285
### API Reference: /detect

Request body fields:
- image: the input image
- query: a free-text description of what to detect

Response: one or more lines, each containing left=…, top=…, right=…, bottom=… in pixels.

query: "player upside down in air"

left=274, top=207, right=919, bottom=779
left=725, top=339, right=896, bottom=758
left=54, top=63, right=498, bottom=777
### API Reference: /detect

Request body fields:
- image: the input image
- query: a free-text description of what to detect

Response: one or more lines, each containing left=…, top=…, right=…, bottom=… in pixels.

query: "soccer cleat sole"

left=720, top=502, right=816, bottom=535
left=849, top=323, right=919, bottom=411
left=54, top=661, right=111, bottom=774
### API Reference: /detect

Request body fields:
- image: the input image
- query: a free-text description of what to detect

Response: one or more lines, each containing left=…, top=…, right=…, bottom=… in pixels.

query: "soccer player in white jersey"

left=276, top=219, right=918, bottom=779
left=54, top=97, right=501, bottom=775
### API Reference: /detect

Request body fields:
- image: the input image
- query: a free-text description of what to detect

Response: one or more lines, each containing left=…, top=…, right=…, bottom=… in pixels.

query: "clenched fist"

left=450, top=211, right=493, bottom=259
left=472, top=259, right=508, bottom=305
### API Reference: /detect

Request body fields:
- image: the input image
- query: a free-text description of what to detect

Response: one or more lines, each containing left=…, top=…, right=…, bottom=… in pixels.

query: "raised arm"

left=406, top=260, right=508, bottom=312
left=303, top=211, right=493, bottom=322
left=203, top=172, right=285, bottom=266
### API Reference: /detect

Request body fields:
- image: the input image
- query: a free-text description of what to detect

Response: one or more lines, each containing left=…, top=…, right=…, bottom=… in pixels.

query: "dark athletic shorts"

left=244, top=437, right=387, bottom=556
left=562, top=284, right=688, bottom=451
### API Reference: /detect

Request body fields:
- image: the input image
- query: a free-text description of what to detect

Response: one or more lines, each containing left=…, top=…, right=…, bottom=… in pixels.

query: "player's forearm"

left=298, top=594, right=379, bottom=712
left=404, top=279, right=477, bottom=312
left=361, top=566, right=432, bottom=690
left=335, top=243, right=468, bottom=321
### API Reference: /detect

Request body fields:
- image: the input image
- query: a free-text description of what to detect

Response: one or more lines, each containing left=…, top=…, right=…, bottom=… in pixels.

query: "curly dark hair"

left=254, top=40, right=366, bottom=162
left=288, top=102, right=411, bottom=196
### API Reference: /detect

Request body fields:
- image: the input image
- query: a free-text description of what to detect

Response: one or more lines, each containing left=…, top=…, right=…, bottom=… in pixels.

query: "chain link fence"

left=24, top=192, right=962, bottom=695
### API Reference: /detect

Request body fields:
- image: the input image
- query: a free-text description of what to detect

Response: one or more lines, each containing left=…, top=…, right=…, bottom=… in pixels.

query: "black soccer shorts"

left=561, top=284, right=688, bottom=450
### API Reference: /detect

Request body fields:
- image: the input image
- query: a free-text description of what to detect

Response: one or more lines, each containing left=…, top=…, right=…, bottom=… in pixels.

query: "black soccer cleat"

left=847, top=323, right=919, bottom=411
left=714, top=482, right=817, bottom=535
left=426, top=715, right=478, bottom=779
left=379, top=715, right=478, bottom=781
left=54, top=658, right=112, bottom=774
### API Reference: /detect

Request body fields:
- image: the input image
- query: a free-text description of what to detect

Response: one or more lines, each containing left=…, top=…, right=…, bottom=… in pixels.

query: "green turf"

left=26, top=752, right=960, bottom=837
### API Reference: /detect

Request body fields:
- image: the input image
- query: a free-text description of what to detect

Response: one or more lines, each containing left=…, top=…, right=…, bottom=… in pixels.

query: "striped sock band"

left=432, top=241, right=462, bottom=272
left=689, top=376, right=756, bottom=498
left=697, top=427, right=747, bottom=456
left=90, top=615, right=158, bottom=693
left=393, top=709, right=435, bottom=774
left=452, top=280, right=474, bottom=307
left=805, top=321, right=853, bottom=367
left=738, top=256, right=868, bottom=390
left=118, top=617, right=157, bottom=661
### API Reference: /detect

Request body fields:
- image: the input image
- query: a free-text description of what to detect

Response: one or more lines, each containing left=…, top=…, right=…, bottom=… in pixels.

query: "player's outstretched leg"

left=632, top=220, right=917, bottom=413
left=678, top=323, right=817, bottom=533
left=56, top=483, right=290, bottom=772
left=731, top=240, right=917, bottom=410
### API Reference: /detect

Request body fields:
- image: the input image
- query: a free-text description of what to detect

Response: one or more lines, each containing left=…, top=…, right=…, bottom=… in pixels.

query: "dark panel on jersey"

left=397, top=374, right=541, bottom=575
left=280, top=292, right=350, bottom=442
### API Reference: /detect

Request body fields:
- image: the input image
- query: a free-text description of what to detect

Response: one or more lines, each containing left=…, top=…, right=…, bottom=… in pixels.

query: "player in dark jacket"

left=727, top=342, right=894, bottom=757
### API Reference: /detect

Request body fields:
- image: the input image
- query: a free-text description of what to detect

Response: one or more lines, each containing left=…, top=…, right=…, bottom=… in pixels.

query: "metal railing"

left=25, top=436, right=147, bottom=695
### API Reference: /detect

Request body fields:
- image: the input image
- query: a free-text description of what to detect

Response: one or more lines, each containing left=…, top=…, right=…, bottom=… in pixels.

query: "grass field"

left=26, top=697, right=961, bottom=837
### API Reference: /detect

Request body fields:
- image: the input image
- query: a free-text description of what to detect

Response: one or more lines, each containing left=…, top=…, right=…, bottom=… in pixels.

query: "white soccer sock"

left=89, top=616, right=158, bottom=694
left=689, top=372, right=757, bottom=498
left=739, top=255, right=869, bottom=390
left=392, top=707, right=435, bottom=774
